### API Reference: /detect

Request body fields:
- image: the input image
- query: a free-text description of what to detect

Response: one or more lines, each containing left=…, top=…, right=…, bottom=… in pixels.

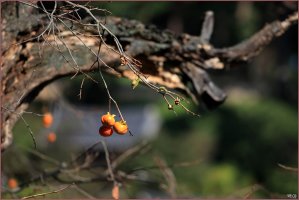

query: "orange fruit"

left=8, top=178, right=18, bottom=190
left=101, top=112, right=116, bottom=126
left=47, top=132, right=56, bottom=143
left=112, top=184, right=119, bottom=200
left=113, top=121, right=128, bottom=135
left=43, top=112, right=53, bottom=128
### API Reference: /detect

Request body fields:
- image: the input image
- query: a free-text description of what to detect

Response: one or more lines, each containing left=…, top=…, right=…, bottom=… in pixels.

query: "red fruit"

left=99, top=125, right=113, bottom=137
left=101, top=112, right=116, bottom=126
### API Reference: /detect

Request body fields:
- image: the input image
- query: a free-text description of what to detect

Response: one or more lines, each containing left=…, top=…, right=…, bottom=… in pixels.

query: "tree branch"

left=211, top=12, right=298, bottom=62
left=1, top=2, right=297, bottom=150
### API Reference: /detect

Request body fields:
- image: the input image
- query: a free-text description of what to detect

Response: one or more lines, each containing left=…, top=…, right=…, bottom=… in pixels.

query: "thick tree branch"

left=211, top=12, right=298, bottom=62
left=1, top=2, right=297, bottom=150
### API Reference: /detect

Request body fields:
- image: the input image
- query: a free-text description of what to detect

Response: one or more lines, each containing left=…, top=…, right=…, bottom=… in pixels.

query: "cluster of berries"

left=99, top=112, right=128, bottom=137
left=42, top=112, right=56, bottom=143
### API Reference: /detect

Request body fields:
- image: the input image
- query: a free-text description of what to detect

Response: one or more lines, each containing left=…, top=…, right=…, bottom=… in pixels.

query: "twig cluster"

left=3, top=140, right=201, bottom=199
left=15, top=0, right=200, bottom=122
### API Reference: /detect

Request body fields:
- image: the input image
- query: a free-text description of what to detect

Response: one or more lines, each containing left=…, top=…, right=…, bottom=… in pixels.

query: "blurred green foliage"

left=4, top=90, right=297, bottom=198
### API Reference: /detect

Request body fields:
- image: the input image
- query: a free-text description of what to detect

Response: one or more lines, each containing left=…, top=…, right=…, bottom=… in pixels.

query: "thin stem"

left=21, top=183, right=74, bottom=199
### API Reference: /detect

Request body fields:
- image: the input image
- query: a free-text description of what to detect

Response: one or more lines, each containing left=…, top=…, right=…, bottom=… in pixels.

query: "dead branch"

left=111, top=141, right=149, bottom=169
left=1, top=2, right=297, bottom=151
left=154, top=156, right=177, bottom=198
left=211, top=12, right=298, bottom=62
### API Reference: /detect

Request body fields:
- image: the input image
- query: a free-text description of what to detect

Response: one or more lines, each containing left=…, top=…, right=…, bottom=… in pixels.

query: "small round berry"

left=99, top=125, right=113, bottom=137
left=43, top=112, right=53, bottom=128
left=47, top=132, right=57, bottom=143
left=168, top=104, right=173, bottom=110
left=113, top=121, right=128, bottom=135
left=101, top=112, right=116, bottom=126
left=8, top=178, right=18, bottom=190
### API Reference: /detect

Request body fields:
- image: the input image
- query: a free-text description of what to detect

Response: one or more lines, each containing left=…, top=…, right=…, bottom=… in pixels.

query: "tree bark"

left=1, top=2, right=297, bottom=150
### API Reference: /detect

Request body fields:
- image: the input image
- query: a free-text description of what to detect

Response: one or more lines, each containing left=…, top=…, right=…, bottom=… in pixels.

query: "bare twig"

left=22, top=147, right=61, bottom=166
left=241, top=184, right=285, bottom=199
left=21, top=183, right=74, bottom=199
left=111, top=141, right=149, bottom=169
left=78, top=77, right=85, bottom=100
left=278, top=163, right=298, bottom=172
left=2, top=107, right=37, bottom=149
left=72, top=184, right=96, bottom=199
left=100, top=140, right=117, bottom=184
left=154, top=156, right=177, bottom=198
left=94, top=28, right=126, bottom=121
left=128, top=159, right=201, bottom=173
